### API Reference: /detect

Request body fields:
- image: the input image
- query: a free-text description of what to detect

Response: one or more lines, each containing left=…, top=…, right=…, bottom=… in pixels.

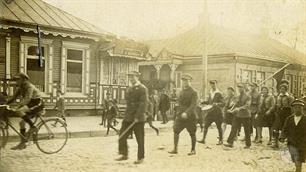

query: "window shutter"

left=61, top=47, right=66, bottom=94
left=19, top=42, right=26, bottom=73
left=85, top=49, right=90, bottom=94
left=47, top=46, right=53, bottom=94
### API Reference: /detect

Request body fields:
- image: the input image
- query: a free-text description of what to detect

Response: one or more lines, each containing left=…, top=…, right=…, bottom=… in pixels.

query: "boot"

left=11, top=129, right=27, bottom=150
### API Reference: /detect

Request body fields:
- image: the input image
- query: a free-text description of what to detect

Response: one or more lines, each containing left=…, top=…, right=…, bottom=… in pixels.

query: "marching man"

left=116, top=71, right=148, bottom=164
left=280, top=99, right=306, bottom=172
left=168, top=74, right=198, bottom=155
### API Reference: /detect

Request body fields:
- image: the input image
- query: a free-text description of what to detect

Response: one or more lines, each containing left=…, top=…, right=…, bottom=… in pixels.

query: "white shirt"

left=294, top=115, right=302, bottom=126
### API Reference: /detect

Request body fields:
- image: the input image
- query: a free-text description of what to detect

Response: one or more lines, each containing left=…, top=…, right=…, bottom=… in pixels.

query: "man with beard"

left=168, top=74, right=198, bottom=155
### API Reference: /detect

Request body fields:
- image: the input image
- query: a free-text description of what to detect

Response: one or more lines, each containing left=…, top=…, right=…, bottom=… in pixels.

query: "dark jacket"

left=207, top=91, right=224, bottom=116
left=159, top=93, right=170, bottom=112
left=258, top=94, right=275, bottom=114
left=249, top=90, right=260, bottom=114
left=233, top=92, right=251, bottom=118
left=176, top=86, right=198, bottom=120
left=124, top=83, right=148, bottom=122
left=281, top=115, right=306, bottom=150
left=106, top=106, right=118, bottom=120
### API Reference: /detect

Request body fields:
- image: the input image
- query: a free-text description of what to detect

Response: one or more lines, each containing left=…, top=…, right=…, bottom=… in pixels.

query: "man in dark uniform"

left=168, top=74, right=198, bottom=155
left=198, top=80, right=224, bottom=145
left=271, top=83, right=294, bottom=149
left=224, top=83, right=252, bottom=149
left=280, top=99, right=306, bottom=172
left=249, top=82, right=260, bottom=141
left=116, top=71, right=148, bottom=164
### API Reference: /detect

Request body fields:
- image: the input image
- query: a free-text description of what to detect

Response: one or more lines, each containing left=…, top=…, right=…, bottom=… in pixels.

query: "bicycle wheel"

left=35, top=118, right=68, bottom=154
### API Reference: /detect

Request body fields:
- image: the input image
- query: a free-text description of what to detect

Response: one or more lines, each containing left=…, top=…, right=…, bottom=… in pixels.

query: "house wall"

left=0, top=29, right=100, bottom=114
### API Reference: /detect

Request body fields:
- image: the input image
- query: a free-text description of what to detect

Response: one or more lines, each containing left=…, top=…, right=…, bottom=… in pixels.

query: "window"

left=103, top=58, right=110, bottom=84
left=256, top=71, right=265, bottom=84
left=112, top=58, right=119, bottom=85
left=26, top=46, right=45, bottom=92
left=242, top=70, right=252, bottom=83
left=19, top=36, right=53, bottom=94
left=66, top=49, right=83, bottom=93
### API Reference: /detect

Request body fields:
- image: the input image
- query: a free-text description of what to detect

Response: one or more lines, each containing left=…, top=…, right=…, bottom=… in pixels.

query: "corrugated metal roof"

left=146, top=24, right=306, bottom=65
left=0, top=0, right=109, bottom=35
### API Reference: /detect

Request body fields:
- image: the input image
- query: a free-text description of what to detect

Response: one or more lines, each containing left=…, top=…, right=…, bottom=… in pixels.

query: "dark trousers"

left=227, top=117, right=251, bottom=147
left=161, top=110, right=168, bottom=123
left=119, top=121, right=145, bottom=160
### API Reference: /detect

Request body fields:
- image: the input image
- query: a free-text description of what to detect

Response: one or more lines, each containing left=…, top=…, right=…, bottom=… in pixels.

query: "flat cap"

left=227, top=86, right=235, bottom=92
left=237, top=83, right=245, bottom=88
left=181, top=74, right=193, bottom=80
left=127, top=71, right=141, bottom=77
left=13, top=72, right=29, bottom=80
left=280, top=79, right=290, bottom=86
left=279, top=83, right=288, bottom=90
left=209, top=80, right=217, bottom=84
left=291, top=99, right=305, bottom=106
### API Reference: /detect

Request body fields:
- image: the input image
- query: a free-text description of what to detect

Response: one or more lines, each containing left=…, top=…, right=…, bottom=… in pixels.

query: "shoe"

left=224, top=143, right=234, bottom=148
left=255, top=140, right=262, bottom=144
left=168, top=149, right=178, bottom=154
left=99, top=123, right=103, bottom=126
left=27, top=127, right=38, bottom=136
left=115, top=155, right=128, bottom=161
left=244, top=146, right=251, bottom=149
left=197, top=140, right=205, bottom=144
left=11, top=142, right=27, bottom=150
left=216, top=141, right=223, bottom=145
left=134, top=158, right=144, bottom=164
left=187, top=150, right=196, bottom=156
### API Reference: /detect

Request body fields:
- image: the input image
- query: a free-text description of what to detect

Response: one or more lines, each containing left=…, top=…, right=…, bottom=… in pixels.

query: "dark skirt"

left=255, top=111, right=275, bottom=128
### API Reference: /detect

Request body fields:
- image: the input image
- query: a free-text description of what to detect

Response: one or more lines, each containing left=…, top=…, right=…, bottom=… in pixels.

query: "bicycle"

left=0, top=104, right=68, bottom=154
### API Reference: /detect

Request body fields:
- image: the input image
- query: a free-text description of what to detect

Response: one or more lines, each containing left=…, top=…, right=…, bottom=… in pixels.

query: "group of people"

left=115, top=71, right=305, bottom=172
left=1, top=71, right=305, bottom=171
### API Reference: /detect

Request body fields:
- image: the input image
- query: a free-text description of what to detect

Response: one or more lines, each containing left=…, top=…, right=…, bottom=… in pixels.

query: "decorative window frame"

left=175, top=71, right=182, bottom=89
left=61, top=41, right=90, bottom=97
left=19, top=36, right=53, bottom=95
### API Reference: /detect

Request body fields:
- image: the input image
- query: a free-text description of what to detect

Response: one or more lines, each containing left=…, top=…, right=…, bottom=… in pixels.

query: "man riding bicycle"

left=7, top=72, right=44, bottom=150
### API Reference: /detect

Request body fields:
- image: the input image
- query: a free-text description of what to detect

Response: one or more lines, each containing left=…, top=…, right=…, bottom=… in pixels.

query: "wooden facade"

left=0, top=0, right=147, bottom=115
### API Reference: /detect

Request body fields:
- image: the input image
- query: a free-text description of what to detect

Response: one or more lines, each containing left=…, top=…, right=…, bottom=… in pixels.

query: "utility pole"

left=201, top=0, right=208, bottom=99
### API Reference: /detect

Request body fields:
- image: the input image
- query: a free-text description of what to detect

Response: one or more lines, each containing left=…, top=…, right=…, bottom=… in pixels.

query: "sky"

left=44, top=0, right=306, bottom=53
